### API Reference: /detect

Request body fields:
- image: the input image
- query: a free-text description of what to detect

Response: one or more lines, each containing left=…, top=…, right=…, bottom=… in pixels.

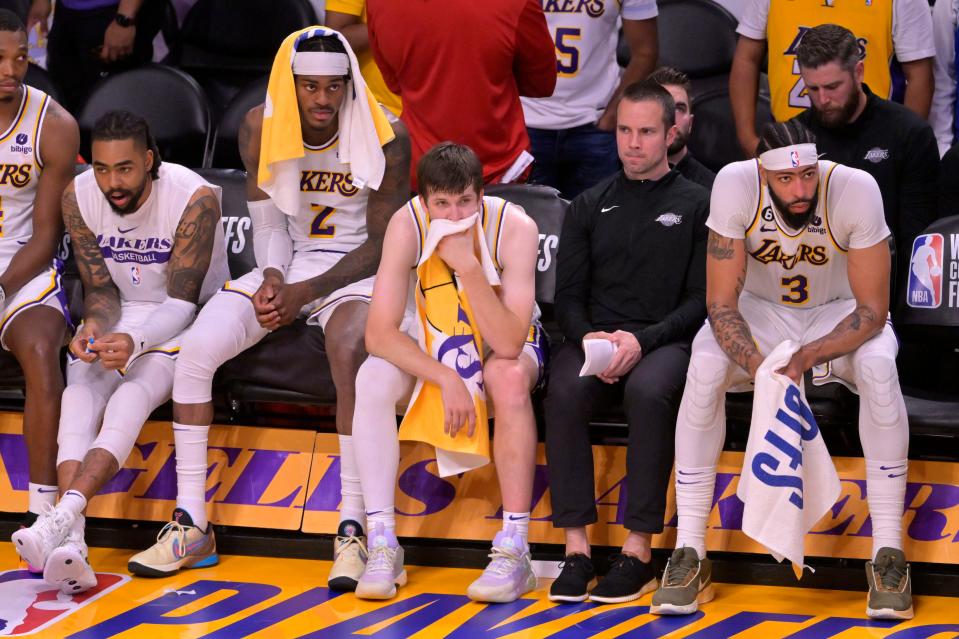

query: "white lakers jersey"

left=74, top=162, right=230, bottom=306
left=0, top=86, right=50, bottom=264
left=289, top=134, right=371, bottom=258
left=406, top=195, right=541, bottom=322
left=707, top=160, right=889, bottom=307
left=522, top=0, right=658, bottom=129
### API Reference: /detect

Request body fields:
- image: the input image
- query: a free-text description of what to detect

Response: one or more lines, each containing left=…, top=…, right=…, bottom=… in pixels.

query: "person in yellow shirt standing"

left=728, top=0, right=934, bottom=156
left=325, top=0, right=402, bottom=116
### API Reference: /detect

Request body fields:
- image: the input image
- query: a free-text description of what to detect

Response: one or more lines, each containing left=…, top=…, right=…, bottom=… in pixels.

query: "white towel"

left=737, top=340, right=841, bottom=578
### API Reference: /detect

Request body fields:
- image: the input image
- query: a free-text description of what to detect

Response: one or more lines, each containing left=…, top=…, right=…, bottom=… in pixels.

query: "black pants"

left=47, top=2, right=163, bottom=113
left=544, top=340, right=690, bottom=533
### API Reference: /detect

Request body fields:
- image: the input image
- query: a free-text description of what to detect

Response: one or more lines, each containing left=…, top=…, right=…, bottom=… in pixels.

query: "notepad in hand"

left=579, top=338, right=618, bottom=377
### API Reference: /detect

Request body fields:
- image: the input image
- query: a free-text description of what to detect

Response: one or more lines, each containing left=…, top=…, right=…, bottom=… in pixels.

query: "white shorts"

left=693, top=292, right=898, bottom=394
left=0, top=261, right=70, bottom=350
left=221, top=254, right=374, bottom=331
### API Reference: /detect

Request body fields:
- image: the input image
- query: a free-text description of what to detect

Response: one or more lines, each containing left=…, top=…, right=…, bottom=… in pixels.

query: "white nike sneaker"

left=44, top=517, right=97, bottom=595
left=11, top=503, right=74, bottom=571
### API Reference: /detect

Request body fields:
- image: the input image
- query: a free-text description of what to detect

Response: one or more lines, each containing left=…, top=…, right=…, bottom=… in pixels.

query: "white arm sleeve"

left=249, top=198, right=293, bottom=276
left=127, top=297, right=198, bottom=361
left=706, top=161, right=759, bottom=239
left=931, top=0, right=957, bottom=155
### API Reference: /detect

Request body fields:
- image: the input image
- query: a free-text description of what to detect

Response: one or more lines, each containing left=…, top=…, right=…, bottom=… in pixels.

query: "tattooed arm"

left=778, top=240, right=890, bottom=382
left=62, top=180, right=122, bottom=363
left=706, top=229, right=764, bottom=378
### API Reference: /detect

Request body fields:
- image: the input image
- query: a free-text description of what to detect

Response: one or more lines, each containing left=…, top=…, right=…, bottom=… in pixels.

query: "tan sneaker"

left=866, top=547, right=914, bottom=620
left=128, top=509, right=218, bottom=577
left=650, top=547, right=714, bottom=615
left=328, top=520, right=367, bottom=592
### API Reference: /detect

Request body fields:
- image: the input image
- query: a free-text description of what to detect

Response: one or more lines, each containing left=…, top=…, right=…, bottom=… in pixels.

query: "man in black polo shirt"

left=544, top=80, right=708, bottom=605
left=793, top=24, right=939, bottom=276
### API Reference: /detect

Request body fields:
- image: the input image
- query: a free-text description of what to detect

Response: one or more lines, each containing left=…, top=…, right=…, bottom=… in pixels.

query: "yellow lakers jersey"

left=0, top=86, right=49, bottom=262
left=767, top=0, right=893, bottom=121
left=291, top=134, right=371, bottom=256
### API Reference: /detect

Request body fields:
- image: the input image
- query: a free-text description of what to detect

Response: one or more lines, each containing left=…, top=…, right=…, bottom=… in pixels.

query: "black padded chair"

left=195, top=168, right=337, bottom=408
left=172, top=0, right=316, bottom=118
left=689, top=88, right=773, bottom=172
left=210, top=76, right=268, bottom=169
left=77, top=64, right=212, bottom=168
left=484, top=183, right=568, bottom=306
left=893, top=216, right=959, bottom=446
left=25, top=63, right=62, bottom=105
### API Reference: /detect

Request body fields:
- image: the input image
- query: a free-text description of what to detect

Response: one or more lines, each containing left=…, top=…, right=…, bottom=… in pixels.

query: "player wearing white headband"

left=127, top=31, right=411, bottom=588
left=651, top=120, right=913, bottom=619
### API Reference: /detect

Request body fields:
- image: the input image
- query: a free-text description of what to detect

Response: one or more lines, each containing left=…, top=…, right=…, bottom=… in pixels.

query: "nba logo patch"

left=130, top=265, right=141, bottom=286
left=0, top=569, right=128, bottom=635
left=790, top=150, right=800, bottom=167
left=907, top=233, right=943, bottom=309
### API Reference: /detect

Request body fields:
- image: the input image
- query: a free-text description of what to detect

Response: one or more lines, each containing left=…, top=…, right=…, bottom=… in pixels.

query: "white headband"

left=758, top=143, right=819, bottom=170
left=292, top=51, right=350, bottom=76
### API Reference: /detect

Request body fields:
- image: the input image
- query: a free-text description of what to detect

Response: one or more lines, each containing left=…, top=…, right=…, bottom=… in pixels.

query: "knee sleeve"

left=354, top=356, right=413, bottom=411
left=854, top=354, right=909, bottom=460
left=679, top=354, right=729, bottom=431
left=93, top=380, right=157, bottom=467
left=57, top=383, right=108, bottom=465
left=173, top=295, right=266, bottom=405
left=855, top=355, right=904, bottom=430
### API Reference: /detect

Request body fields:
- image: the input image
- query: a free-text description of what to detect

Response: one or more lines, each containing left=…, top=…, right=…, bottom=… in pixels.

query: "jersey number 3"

left=781, top=274, right=809, bottom=305
left=309, top=205, right=336, bottom=238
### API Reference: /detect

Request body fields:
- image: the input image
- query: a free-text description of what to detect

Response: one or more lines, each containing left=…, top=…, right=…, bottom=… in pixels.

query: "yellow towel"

left=399, top=214, right=501, bottom=477
left=259, top=26, right=395, bottom=215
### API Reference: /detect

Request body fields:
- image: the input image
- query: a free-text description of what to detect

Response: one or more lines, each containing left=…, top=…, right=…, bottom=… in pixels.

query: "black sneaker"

left=589, top=553, right=659, bottom=604
left=548, top=553, right=596, bottom=603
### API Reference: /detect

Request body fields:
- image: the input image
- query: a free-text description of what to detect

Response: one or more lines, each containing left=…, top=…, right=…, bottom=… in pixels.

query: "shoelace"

left=557, top=554, right=590, bottom=574
left=36, top=503, right=73, bottom=546
left=156, top=520, right=188, bottom=555
left=664, top=555, right=694, bottom=587
left=366, top=544, right=396, bottom=574
left=337, top=534, right=364, bottom=552
left=484, top=547, right=521, bottom=577
left=874, top=555, right=906, bottom=591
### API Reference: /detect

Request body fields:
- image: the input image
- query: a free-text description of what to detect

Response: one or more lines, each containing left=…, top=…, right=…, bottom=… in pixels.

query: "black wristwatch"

left=113, top=12, right=136, bottom=27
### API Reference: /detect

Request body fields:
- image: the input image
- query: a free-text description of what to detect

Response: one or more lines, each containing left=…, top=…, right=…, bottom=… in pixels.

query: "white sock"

left=503, top=511, right=530, bottom=541
left=367, top=506, right=396, bottom=532
left=866, top=458, right=907, bottom=560
left=27, top=483, right=57, bottom=515
left=173, top=422, right=210, bottom=531
left=674, top=463, right=715, bottom=560
left=338, top=435, right=365, bottom=530
left=58, top=490, right=87, bottom=519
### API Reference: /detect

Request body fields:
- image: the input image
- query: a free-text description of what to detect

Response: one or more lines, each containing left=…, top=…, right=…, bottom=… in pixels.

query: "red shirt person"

left=367, top=0, right=556, bottom=186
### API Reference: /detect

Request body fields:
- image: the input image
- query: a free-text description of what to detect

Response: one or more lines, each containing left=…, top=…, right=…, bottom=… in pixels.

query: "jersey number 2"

left=309, top=205, right=335, bottom=238
left=781, top=274, right=808, bottom=305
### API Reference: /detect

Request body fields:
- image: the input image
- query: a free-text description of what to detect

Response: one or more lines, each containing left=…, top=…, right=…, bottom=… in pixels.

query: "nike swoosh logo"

left=37, top=488, right=59, bottom=493
left=366, top=510, right=382, bottom=516
left=676, top=469, right=704, bottom=475
left=760, top=225, right=776, bottom=232
left=600, top=206, right=619, bottom=213
left=118, top=226, right=139, bottom=234
left=16, top=240, right=27, bottom=245
left=172, top=537, right=207, bottom=558
left=888, top=473, right=907, bottom=478
left=508, top=515, right=528, bottom=521
left=880, top=464, right=906, bottom=471
left=677, top=479, right=702, bottom=485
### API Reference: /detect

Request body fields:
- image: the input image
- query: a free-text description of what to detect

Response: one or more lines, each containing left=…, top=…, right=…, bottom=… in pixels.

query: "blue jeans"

left=527, top=124, right=620, bottom=199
